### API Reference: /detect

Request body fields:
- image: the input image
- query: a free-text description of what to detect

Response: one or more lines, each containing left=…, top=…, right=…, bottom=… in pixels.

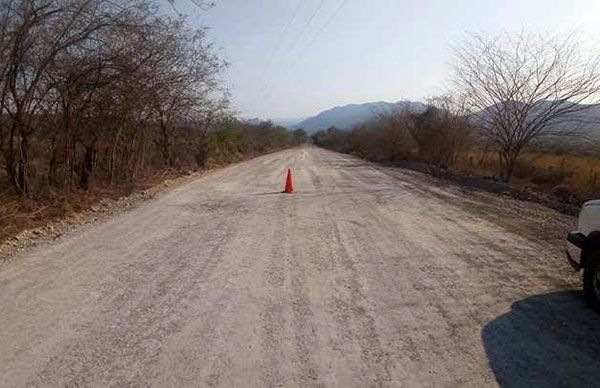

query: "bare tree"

left=146, top=22, right=225, bottom=169
left=0, top=0, right=118, bottom=195
left=0, top=0, right=299, bottom=206
left=453, top=32, right=600, bottom=181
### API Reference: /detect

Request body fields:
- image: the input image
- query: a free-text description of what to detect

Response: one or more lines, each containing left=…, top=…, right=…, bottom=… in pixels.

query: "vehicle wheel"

left=583, top=251, right=600, bottom=313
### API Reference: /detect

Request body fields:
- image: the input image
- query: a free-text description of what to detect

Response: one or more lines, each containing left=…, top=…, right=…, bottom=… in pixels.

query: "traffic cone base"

left=283, top=168, right=294, bottom=194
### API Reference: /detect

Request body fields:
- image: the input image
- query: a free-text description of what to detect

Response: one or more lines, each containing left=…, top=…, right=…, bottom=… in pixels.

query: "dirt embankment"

left=0, top=171, right=204, bottom=259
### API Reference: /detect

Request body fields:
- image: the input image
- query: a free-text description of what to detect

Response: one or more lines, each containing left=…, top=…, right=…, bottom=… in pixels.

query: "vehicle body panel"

left=566, top=200, right=600, bottom=269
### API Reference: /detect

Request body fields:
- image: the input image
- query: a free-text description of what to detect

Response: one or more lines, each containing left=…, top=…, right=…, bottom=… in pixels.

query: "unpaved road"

left=1, top=146, right=599, bottom=387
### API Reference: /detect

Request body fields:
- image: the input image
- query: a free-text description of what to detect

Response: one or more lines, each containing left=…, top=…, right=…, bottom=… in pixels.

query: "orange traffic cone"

left=283, top=168, right=294, bottom=194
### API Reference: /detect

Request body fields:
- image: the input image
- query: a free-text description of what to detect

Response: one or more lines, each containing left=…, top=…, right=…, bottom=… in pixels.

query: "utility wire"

left=290, top=0, right=348, bottom=68
left=258, top=0, right=303, bottom=90
left=259, top=0, right=348, bottom=116
left=271, top=0, right=326, bottom=76
left=259, top=0, right=302, bottom=104
left=269, top=0, right=304, bottom=61
left=257, top=0, right=326, bottom=106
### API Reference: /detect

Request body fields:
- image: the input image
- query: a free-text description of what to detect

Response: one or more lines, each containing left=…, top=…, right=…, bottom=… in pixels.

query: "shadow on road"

left=252, top=191, right=284, bottom=196
left=482, top=291, right=600, bottom=387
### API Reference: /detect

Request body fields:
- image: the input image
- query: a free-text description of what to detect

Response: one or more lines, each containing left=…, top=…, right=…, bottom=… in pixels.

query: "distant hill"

left=242, top=117, right=306, bottom=128
left=472, top=101, right=600, bottom=141
left=293, top=101, right=426, bottom=132
left=289, top=99, right=600, bottom=140
left=242, top=118, right=264, bottom=126
left=272, top=117, right=306, bottom=128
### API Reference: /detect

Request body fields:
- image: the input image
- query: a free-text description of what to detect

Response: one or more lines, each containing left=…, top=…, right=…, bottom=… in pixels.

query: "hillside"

left=472, top=101, right=600, bottom=141
left=293, top=101, right=426, bottom=132
left=296, top=100, right=600, bottom=138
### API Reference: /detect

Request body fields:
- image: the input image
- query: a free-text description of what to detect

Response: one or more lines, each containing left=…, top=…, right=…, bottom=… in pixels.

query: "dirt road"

left=1, top=146, right=599, bottom=387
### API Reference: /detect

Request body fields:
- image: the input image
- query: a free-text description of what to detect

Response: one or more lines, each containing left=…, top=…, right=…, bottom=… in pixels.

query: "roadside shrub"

left=312, top=100, right=600, bottom=204
left=409, top=106, right=473, bottom=167
left=312, top=102, right=472, bottom=168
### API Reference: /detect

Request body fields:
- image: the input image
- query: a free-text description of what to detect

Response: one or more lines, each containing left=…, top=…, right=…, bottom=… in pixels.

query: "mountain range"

left=475, top=101, right=600, bottom=135
left=288, top=100, right=600, bottom=139
left=292, top=101, right=426, bottom=132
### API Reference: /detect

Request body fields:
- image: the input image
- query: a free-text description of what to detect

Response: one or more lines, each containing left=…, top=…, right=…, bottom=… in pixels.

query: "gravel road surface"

left=1, top=146, right=599, bottom=387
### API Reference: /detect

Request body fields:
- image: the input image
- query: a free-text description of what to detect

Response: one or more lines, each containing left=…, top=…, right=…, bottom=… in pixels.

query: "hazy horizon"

left=174, top=0, right=600, bottom=120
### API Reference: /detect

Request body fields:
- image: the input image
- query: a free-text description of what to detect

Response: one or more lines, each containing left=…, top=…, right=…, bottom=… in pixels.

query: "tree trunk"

left=79, top=143, right=96, bottom=190
left=159, top=120, right=173, bottom=169
left=17, top=132, right=30, bottom=196
left=109, top=126, right=122, bottom=184
left=504, top=159, right=516, bottom=182
left=499, top=149, right=518, bottom=182
left=48, top=135, right=57, bottom=187
left=4, top=123, right=18, bottom=192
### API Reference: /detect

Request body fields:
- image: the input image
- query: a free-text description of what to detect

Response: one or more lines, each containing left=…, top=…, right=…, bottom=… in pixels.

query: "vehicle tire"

left=583, top=251, right=600, bottom=313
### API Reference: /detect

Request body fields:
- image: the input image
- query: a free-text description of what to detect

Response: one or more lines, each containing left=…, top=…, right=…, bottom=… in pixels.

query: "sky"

left=173, top=0, right=600, bottom=120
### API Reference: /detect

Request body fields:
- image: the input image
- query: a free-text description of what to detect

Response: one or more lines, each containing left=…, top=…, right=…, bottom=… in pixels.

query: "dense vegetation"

left=311, top=101, right=474, bottom=170
left=0, top=0, right=306, bottom=242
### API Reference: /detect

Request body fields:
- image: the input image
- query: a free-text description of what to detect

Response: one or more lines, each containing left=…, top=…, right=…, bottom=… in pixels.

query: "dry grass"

left=0, top=164, right=193, bottom=245
left=455, top=150, right=600, bottom=201
left=0, top=183, right=146, bottom=245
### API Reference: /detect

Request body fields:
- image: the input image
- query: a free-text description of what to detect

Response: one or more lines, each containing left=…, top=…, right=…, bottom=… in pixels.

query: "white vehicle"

left=567, top=200, right=600, bottom=312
